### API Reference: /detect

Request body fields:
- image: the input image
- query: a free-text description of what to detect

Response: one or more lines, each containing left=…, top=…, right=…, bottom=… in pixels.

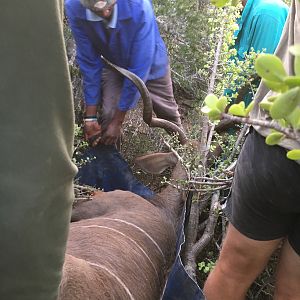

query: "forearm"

left=85, top=105, right=98, bottom=117
left=111, top=108, right=127, bottom=125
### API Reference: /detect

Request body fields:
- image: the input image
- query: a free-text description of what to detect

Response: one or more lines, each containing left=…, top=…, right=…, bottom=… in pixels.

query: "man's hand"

left=84, top=120, right=102, bottom=147
left=83, top=105, right=101, bottom=147
left=101, top=120, right=122, bottom=145
left=101, top=109, right=126, bottom=145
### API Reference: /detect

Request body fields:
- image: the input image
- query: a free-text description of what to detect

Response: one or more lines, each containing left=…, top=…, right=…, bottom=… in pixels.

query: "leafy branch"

left=202, top=45, right=300, bottom=160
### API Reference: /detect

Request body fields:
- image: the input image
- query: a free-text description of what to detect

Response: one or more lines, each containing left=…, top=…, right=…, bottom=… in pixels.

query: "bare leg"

left=204, top=223, right=282, bottom=300
left=274, top=240, right=300, bottom=300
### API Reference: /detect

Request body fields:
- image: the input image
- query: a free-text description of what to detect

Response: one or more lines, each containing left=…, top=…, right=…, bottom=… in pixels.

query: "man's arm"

left=66, top=16, right=103, bottom=107
left=66, top=14, right=103, bottom=143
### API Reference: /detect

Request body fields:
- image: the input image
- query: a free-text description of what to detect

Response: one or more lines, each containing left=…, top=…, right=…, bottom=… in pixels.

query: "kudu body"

left=59, top=157, right=186, bottom=300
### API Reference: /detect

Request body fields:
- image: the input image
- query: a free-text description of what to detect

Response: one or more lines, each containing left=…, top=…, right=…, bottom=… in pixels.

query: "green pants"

left=0, top=1, right=77, bottom=299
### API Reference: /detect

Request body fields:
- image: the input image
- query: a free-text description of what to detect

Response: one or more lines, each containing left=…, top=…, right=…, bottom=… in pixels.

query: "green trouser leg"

left=0, top=1, right=77, bottom=299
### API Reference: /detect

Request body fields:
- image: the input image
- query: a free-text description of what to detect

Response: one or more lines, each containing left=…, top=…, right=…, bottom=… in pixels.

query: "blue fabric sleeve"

left=118, top=12, right=156, bottom=111
left=68, top=18, right=103, bottom=106
left=248, top=14, right=285, bottom=54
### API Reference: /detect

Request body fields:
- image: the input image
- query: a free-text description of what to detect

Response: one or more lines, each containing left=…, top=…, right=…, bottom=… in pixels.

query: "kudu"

left=58, top=59, right=187, bottom=300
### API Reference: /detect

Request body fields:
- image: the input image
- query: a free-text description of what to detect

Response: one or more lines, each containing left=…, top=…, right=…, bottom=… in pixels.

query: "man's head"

left=80, top=0, right=116, bottom=18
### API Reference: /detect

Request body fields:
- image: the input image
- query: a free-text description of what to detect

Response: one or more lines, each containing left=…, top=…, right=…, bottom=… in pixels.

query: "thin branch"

left=189, top=180, right=231, bottom=186
left=221, top=113, right=300, bottom=142
left=207, top=27, right=224, bottom=94
left=193, top=176, right=232, bottom=182
left=167, top=181, right=228, bottom=192
left=184, top=192, right=221, bottom=279
left=228, top=124, right=249, bottom=162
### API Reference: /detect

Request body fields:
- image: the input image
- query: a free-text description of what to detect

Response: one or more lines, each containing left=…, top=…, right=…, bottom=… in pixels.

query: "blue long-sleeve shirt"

left=65, top=0, right=169, bottom=111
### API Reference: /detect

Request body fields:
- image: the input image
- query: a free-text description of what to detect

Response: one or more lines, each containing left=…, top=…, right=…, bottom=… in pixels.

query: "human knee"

left=215, top=252, right=254, bottom=282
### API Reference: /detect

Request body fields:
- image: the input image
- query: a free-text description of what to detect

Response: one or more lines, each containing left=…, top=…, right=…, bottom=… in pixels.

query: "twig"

left=221, top=113, right=300, bottom=142
left=193, top=176, right=232, bottom=182
left=184, top=192, right=220, bottom=279
left=167, top=181, right=228, bottom=192
left=228, top=124, right=249, bottom=162
left=189, top=180, right=232, bottom=185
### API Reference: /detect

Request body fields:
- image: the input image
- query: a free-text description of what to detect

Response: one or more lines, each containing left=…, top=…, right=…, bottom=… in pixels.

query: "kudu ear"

left=135, top=152, right=178, bottom=174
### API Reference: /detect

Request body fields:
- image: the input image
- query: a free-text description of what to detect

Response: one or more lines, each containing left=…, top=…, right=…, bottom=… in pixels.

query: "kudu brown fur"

left=58, top=157, right=186, bottom=300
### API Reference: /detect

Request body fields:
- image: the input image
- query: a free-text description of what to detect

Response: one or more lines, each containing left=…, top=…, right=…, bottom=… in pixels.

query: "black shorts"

left=224, top=128, right=300, bottom=255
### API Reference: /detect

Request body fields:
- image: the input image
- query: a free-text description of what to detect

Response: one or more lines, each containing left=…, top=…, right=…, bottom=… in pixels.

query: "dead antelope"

left=58, top=154, right=186, bottom=300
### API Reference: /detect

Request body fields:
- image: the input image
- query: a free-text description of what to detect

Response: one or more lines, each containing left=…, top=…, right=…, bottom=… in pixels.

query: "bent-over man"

left=65, top=0, right=182, bottom=145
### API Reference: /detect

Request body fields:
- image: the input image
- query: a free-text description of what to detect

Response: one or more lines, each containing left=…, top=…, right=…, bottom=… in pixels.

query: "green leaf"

left=287, top=149, right=300, bottom=160
left=208, top=108, right=221, bottom=120
left=283, top=76, right=300, bottom=88
left=210, top=0, right=230, bottom=7
left=278, top=119, right=287, bottom=127
left=267, top=95, right=278, bottom=102
left=289, top=43, right=300, bottom=75
left=259, top=99, right=273, bottom=112
left=289, top=44, right=300, bottom=56
left=201, top=106, right=211, bottom=114
left=255, top=54, right=287, bottom=82
left=286, top=106, right=300, bottom=129
left=231, top=0, right=239, bottom=5
left=245, top=101, right=255, bottom=116
left=270, top=87, right=300, bottom=119
left=216, top=96, right=228, bottom=113
left=228, top=102, right=246, bottom=117
left=204, top=94, right=219, bottom=109
left=265, top=132, right=285, bottom=146
left=262, top=79, right=288, bottom=92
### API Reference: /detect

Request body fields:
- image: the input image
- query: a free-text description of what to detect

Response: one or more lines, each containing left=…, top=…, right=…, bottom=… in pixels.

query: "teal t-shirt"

left=235, top=0, right=289, bottom=60
left=226, top=0, right=289, bottom=106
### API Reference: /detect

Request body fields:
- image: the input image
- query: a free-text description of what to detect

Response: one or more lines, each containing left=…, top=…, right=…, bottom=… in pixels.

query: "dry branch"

left=182, top=22, right=225, bottom=279
left=184, top=192, right=220, bottom=279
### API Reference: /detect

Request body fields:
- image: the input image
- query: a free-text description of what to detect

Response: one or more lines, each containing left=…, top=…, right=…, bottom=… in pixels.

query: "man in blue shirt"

left=65, top=0, right=182, bottom=145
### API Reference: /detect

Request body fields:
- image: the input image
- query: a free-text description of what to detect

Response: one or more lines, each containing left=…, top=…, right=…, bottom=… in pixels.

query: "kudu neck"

left=152, top=163, right=187, bottom=224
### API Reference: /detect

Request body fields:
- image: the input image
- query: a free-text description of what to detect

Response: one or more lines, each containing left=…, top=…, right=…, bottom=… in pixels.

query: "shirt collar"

left=86, top=4, right=118, bottom=28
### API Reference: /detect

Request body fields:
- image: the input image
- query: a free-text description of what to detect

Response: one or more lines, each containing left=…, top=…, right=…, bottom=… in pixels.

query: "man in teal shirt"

left=217, top=0, right=288, bottom=132
left=229, top=0, right=288, bottom=104
left=236, top=0, right=288, bottom=61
